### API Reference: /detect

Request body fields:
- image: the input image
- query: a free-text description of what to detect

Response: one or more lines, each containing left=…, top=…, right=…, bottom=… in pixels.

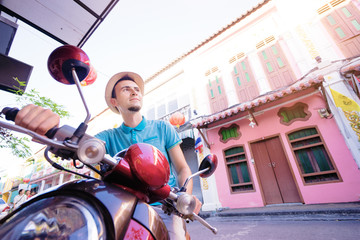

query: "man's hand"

left=15, top=104, right=60, bottom=135
left=193, top=196, right=202, bottom=214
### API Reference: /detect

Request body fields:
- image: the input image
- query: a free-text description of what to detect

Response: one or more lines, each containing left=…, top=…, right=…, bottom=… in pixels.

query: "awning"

left=176, top=122, right=195, bottom=139
left=0, top=0, right=119, bottom=47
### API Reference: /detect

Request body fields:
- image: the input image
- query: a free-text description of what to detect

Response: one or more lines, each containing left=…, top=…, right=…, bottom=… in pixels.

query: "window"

left=218, top=124, right=240, bottom=143
left=278, top=102, right=311, bottom=125
left=231, top=56, right=259, bottom=103
left=157, top=104, right=166, bottom=118
left=168, top=99, right=178, bottom=113
left=224, top=146, right=254, bottom=193
left=320, top=1, right=360, bottom=58
left=287, top=127, right=340, bottom=184
left=146, top=107, right=155, bottom=120
left=207, top=75, right=228, bottom=113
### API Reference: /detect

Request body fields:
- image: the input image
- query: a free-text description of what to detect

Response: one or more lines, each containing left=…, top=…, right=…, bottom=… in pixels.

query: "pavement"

left=199, top=201, right=360, bottom=221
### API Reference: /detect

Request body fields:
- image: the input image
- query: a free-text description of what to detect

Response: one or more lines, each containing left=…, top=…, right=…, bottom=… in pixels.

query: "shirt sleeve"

left=163, top=121, right=182, bottom=150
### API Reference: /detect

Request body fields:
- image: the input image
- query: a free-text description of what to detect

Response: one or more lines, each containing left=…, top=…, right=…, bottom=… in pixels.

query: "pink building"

left=194, top=73, right=360, bottom=208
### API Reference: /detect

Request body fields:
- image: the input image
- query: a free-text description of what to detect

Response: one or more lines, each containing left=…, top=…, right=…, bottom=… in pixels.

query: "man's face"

left=110, top=80, right=143, bottom=113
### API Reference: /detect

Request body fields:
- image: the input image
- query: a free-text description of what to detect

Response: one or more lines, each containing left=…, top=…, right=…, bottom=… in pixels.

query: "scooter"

left=0, top=45, right=218, bottom=239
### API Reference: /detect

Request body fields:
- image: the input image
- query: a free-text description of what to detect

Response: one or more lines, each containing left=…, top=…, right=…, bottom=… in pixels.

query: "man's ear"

left=110, top=98, right=118, bottom=107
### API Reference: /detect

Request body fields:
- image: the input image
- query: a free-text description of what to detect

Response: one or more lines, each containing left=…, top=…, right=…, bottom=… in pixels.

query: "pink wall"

left=207, top=93, right=360, bottom=208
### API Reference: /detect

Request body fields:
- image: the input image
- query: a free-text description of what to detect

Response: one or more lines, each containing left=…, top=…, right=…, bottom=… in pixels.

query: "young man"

left=15, top=71, right=200, bottom=239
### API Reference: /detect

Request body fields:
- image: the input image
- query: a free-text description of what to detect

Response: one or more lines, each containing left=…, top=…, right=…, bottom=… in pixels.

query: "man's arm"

left=168, top=144, right=202, bottom=213
left=168, top=144, right=192, bottom=193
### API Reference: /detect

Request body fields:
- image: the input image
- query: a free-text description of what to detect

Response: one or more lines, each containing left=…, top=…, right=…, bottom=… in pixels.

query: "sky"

left=0, top=0, right=263, bottom=177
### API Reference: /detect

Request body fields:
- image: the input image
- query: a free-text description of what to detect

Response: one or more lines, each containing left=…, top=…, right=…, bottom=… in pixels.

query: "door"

left=251, top=137, right=301, bottom=205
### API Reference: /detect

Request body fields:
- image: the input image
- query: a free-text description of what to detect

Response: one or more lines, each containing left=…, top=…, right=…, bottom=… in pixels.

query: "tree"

left=0, top=88, right=69, bottom=158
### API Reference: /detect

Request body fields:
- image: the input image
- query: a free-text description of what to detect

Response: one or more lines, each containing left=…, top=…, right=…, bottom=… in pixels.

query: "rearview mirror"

left=198, top=154, right=218, bottom=178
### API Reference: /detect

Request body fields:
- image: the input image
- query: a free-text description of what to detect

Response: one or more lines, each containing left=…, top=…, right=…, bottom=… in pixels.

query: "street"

left=186, top=216, right=360, bottom=240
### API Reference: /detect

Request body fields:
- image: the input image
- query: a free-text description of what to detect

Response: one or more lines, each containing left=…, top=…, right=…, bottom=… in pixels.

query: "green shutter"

left=240, top=162, right=250, bottom=182
left=271, top=46, right=278, bottom=55
left=341, top=7, right=352, bottom=18
left=245, top=72, right=250, bottom=82
left=229, top=165, right=239, bottom=184
left=237, top=77, right=241, bottom=86
left=262, top=51, right=268, bottom=60
left=277, top=57, right=284, bottom=67
left=351, top=20, right=360, bottom=31
left=241, top=61, right=246, bottom=71
left=312, top=146, right=332, bottom=171
left=327, top=15, right=336, bottom=25
left=335, top=27, right=346, bottom=39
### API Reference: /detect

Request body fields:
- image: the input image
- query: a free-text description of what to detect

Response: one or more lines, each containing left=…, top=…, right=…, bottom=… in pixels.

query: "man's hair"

left=111, top=75, right=134, bottom=98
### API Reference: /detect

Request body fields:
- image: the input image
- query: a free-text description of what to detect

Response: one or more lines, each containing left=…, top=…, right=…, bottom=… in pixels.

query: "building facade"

left=142, top=0, right=360, bottom=210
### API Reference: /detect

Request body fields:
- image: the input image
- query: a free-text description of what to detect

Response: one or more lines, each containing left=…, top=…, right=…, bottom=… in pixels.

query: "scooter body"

left=0, top=178, right=169, bottom=240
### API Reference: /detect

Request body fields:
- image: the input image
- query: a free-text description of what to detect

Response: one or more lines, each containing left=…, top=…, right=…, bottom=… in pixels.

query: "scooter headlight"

left=0, top=195, right=107, bottom=239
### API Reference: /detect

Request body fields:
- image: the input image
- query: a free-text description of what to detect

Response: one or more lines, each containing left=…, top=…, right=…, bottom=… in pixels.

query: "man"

left=15, top=71, right=200, bottom=239
left=13, top=189, right=27, bottom=209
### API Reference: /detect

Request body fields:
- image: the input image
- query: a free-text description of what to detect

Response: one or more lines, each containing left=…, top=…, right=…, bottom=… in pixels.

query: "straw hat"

left=105, top=72, right=144, bottom=114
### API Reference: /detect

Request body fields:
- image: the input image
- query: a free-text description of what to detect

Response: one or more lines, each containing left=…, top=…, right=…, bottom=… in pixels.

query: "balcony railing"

left=159, top=104, right=192, bottom=123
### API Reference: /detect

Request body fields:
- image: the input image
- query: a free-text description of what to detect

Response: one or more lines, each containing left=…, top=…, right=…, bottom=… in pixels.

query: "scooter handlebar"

left=1, top=107, right=59, bottom=139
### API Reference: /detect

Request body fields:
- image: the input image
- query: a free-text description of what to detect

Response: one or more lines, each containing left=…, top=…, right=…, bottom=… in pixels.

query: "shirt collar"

left=120, top=116, right=147, bottom=133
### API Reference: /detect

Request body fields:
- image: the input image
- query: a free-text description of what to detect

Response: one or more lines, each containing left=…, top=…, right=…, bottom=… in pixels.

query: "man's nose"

left=130, top=89, right=137, bottom=95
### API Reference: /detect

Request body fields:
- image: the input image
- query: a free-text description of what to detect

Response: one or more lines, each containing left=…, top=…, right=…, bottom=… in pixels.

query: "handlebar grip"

left=1, top=107, right=58, bottom=139
left=2, top=107, right=18, bottom=121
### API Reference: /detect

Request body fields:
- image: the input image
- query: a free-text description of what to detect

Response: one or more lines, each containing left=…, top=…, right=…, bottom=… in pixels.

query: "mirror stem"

left=72, top=68, right=91, bottom=124
left=180, top=167, right=209, bottom=192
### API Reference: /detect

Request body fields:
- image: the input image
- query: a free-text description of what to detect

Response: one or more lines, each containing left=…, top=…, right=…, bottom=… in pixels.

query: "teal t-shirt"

left=95, top=117, right=182, bottom=189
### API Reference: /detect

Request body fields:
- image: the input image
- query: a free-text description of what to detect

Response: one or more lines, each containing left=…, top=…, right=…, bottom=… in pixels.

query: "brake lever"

left=0, top=119, right=74, bottom=150
left=190, top=212, right=218, bottom=234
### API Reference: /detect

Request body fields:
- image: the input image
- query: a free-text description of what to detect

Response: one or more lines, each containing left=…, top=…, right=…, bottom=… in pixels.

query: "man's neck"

left=121, top=112, right=143, bottom=128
